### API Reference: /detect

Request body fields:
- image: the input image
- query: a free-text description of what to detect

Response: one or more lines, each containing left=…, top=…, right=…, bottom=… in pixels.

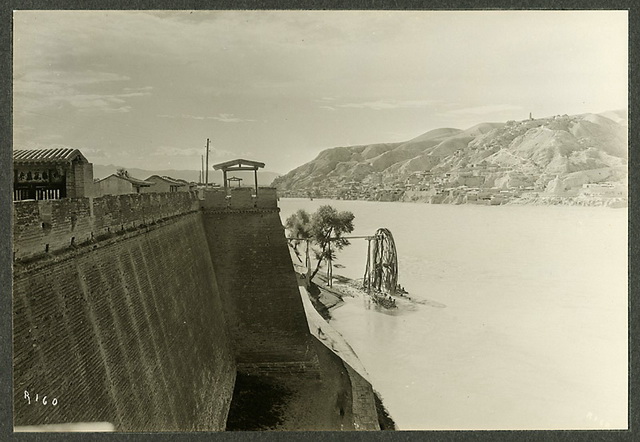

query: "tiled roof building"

left=94, top=173, right=153, bottom=196
left=13, top=148, right=94, bottom=200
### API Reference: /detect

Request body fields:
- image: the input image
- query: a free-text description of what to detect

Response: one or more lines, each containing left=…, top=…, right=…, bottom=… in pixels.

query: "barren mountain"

left=272, top=111, right=627, bottom=203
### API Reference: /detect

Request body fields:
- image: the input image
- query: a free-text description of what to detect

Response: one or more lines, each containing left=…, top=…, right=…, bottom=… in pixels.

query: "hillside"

left=272, top=111, right=628, bottom=206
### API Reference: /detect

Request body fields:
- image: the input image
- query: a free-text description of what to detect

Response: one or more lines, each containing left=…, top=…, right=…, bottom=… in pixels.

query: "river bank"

left=295, top=270, right=397, bottom=430
left=308, top=272, right=433, bottom=317
left=506, top=194, right=628, bottom=207
left=282, top=193, right=627, bottom=208
left=304, top=273, right=354, bottom=319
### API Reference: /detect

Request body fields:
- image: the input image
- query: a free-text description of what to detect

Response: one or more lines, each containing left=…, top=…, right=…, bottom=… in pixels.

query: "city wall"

left=12, top=187, right=378, bottom=430
left=13, top=192, right=234, bottom=431
left=13, top=192, right=200, bottom=262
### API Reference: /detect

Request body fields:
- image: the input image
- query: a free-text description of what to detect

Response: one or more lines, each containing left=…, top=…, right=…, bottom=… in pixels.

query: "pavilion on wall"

left=213, top=159, right=266, bottom=195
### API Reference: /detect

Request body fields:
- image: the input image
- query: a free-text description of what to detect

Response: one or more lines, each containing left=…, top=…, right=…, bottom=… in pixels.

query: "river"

left=278, top=198, right=627, bottom=430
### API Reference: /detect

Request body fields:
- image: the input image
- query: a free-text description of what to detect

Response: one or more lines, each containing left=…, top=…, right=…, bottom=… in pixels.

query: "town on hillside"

left=278, top=162, right=627, bottom=206
left=274, top=113, right=628, bottom=207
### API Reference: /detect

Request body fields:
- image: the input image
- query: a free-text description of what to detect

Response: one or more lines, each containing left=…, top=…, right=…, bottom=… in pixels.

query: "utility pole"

left=201, top=155, right=204, bottom=184
left=205, top=138, right=210, bottom=185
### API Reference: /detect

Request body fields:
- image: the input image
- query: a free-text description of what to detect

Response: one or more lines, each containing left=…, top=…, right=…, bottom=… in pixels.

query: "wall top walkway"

left=12, top=187, right=281, bottom=262
left=201, top=187, right=278, bottom=211
left=13, top=192, right=200, bottom=262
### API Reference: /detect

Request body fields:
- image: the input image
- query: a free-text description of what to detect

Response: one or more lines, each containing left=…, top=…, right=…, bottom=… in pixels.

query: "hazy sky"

left=13, top=10, right=628, bottom=174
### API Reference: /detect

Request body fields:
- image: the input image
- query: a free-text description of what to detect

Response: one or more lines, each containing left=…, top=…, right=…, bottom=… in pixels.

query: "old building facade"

left=13, top=148, right=94, bottom=201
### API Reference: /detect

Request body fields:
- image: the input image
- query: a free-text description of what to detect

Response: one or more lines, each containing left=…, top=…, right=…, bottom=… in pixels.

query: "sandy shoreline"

left=294, top=269, right=397, bottom=429
left=306, top=271, right=430, bottom=318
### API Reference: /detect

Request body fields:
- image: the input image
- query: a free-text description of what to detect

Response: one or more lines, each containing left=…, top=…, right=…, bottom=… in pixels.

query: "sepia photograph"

left=11, top=9, right=628, bottom=433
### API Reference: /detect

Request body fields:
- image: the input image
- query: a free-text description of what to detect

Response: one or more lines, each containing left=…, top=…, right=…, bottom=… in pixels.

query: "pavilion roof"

left=213, top=158, right=265, bottom=170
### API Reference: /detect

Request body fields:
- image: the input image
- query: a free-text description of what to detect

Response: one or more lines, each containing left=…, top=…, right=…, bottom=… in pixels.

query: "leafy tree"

left=285, top=205, right=355, bottom=281
left=285, top=209, right=312, bottom=263
left=309, top=205, right=355, bottom=280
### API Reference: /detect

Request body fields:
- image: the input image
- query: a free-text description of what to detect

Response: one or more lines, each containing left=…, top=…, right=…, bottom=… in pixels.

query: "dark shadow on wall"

left=225, top=338, right=356, bottom=431
left=225, top=373, right=292, bottom=431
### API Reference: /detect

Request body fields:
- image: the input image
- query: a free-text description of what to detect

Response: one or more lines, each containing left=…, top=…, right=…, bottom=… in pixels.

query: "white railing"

left=13, top=188, right=62, bottom=201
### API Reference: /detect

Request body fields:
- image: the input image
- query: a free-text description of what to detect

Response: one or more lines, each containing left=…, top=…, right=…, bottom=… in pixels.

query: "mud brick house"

left=95, top=173, right=152, bottom=196
left=143, top=175, right=189, bottom=193
left=13, top=148, right=94, bottom=201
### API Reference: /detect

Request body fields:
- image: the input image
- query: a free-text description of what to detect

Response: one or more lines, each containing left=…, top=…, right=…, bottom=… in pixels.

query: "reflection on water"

left=279, top=199, right=628, bottom=430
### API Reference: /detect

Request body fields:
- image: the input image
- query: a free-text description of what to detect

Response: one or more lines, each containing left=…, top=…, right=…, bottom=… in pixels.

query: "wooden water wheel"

left=363, top=228, right=398, bottom=295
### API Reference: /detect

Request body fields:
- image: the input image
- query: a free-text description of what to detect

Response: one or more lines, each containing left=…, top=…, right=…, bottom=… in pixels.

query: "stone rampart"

left=13, top=192, right=200, bottom=261
left=13, top=197, right=235, bottom=431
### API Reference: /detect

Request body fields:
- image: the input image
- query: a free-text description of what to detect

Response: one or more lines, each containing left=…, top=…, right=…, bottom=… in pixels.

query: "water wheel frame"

left=363, top=228, right=398, bottom=295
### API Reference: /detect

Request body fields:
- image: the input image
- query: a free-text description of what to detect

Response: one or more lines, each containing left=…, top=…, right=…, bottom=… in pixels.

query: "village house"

left=13, top=148, right=94, bottom=201
left=405, top=173, right=423, bottom=186
left=458, top=175, right=485, bottom=188
left=580, top=182, right=627, bottom=197
left=95, top=173, right=153, bottom=196
left=143, top=175, right=189, bottom=193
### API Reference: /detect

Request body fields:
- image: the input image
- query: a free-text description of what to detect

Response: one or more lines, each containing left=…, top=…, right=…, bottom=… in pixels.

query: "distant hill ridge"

left=272, top=110, right=628, bottom=202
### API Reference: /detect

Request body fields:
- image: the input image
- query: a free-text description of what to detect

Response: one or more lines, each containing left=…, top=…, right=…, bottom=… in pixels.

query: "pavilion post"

left=254, top=168, right=258, bottom=195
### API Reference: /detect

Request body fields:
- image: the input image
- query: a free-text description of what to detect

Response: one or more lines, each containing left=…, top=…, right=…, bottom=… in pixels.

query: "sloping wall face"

left=202, top=205, right=318, bottom=374
left=13, top=205, right=236, bottom=430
